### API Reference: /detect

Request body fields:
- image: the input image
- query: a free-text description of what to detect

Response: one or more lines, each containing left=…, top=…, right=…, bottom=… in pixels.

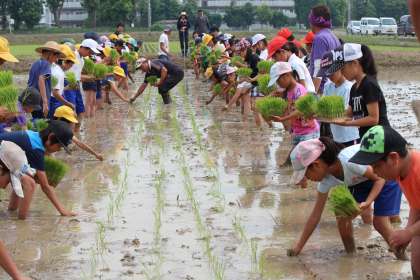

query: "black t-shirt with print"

left=245, top=53, right=260, bottom=86
left=143, top=59, right=183, bottom=83
left=349, top=75, right=389, bottom=137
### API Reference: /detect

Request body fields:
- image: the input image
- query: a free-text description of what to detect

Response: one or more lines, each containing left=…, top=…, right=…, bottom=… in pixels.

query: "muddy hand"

left=61, top=210, right=77, bottom=217
left=390, top=229, right=412, bottom=248
left=96, top=154, right=104, bottom=161
left=287, top=248, right=300, bottom=257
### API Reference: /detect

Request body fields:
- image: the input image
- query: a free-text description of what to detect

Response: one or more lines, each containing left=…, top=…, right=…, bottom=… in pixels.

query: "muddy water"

left=0, top=68, right=418, bottom=280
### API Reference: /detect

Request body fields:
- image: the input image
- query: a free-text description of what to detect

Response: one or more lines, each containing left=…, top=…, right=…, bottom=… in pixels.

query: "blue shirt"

left=27, top=59, right=52, bottom=101
left=0, top=131, right=45, bottom=171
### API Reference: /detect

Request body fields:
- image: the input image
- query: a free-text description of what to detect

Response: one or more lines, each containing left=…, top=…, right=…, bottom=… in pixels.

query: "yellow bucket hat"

left=0, top=36, right=18, bottom=63
left=202, top=34, right=213, bottom=46
left=113, top=66, right=126, bottom=77
left=103, top=46, right=112, bottom=57
left=59, top=44, right=77, bottom=64
left=109, top=33, right=118, bottom=41
left=54, top=105, right=78, bottom=124
left=204, top=67, right=214, bottom=79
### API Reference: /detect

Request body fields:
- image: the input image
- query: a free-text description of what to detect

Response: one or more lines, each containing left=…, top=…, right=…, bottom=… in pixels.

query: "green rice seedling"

left=255, top=97, right=288, bottom=118
left=214, top=49, right=222, bottom=59
left=208, top=54, right=217, bottom=65
left=65, top=71, right=78, bottom=89
left=295, top=93, right=318, bottom=118
left=328, top=184, right=361, bottom=217
left=316, top=95, right=345, bottom=119
left=213, top=83, right=222, bottom=95
left=0, top=85, right=18, bottom=112
left=44, top=156, right=70, bottom=187
left=257, top=60, right=274, bottom=74
left=93, top=64, right=108, bottom=79
left=82, top=58, right=95, bottom=75
left=200, top=45, right=210, bottom=56
left=190, top=48, right=197, bottom=60
left=106, top=66, right=114, bottom=74
left=257, top=74, right=276, bottom=96
left=230, top=55, right=244, bottom=66
left=146, top=75, right=158, bottom=85
left=0, top=71, right=13, bottom=88
left=236, top=67, right=253, bottom=77
left=34, top=119, right=48, bottom=132
left=51, top=76, right=58, bottom=88
left=109, top=49, right=120, bottom=65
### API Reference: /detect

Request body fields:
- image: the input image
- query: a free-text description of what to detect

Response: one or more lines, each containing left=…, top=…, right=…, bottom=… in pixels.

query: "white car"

left=379, top=17, right=398, bottom=35
left=360, top=17, right=380, bottom=35
left=347, top=20, right=361, bottom=34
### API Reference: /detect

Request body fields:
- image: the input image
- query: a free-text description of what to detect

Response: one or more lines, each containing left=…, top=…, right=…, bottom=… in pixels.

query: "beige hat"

left=0, top=141, right=36, bottom=198
left=135, top=57, right=148, bottom=70
left=36, top=41, right=65, bottom=57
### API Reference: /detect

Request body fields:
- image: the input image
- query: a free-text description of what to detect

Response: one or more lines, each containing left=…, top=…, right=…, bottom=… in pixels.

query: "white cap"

left=0, top=141, right=36, bottom=198
left=252, top=34, right=266, bottom=46
left=80, top=39, right=100, bottom=54
left=343, top=43, right=363, bottom=62
left=226, top=66, right=237, bottom=75
left=268, top=62, right=293, bottom=87
left=214, top=42, right=226, bottom=53
left=135, top=57, right=148, bottom=70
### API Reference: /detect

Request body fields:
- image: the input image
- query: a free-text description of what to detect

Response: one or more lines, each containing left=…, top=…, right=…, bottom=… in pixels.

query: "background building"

left=40, top=0, right=88, bottom=27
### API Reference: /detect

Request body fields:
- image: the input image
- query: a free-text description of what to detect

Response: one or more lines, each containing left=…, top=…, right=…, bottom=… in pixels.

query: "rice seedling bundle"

left=208, top=54, right=217, bottom=65
left=107, top=66, right=114, bottom=74
left=122, top=52, right=136, bottom=65
left=51, top=76, right=58, bottom=88
left=229, top=88, right=235, bottom=95
left=257, top=74, right=276, bottom=96
left=316, top=95, right=345, bottom=119
left=65, top=71, right=78, bottom=89
left=83, top=58, right=95, bottom=75
left=93, top=64, right=108, bottom=79
left=236, top=67, right=253, bottom=77
left=190, top=48, right=197, bottom=60
left=26, top=120, right=33, bottom=131
left=34, top=119, right=48, bottom=132
left=257, top=60, right=274, bottom=74
left=255, top=97, right=288, bottom=118
left=230, top=56, right=244, bottom=66
left=0, top=85, right=18, bottom=112
left=109, top=49, right=120, bottom=65
left=11, top=123, right=23, bottom=131
left=200, top=45, right=210, bottom=56
left=0, top=71, right=13, bottom=88
left=328, top=184, right=360, bottom=217
left=44, top=156, right=70, bottom=187
left=213, top=83, right=222, bottom=95
left=214, top=49, right=222, bottom=59
left=146, top=75, right=158, bottom=85
left=295, top=93, right=318, bottom=118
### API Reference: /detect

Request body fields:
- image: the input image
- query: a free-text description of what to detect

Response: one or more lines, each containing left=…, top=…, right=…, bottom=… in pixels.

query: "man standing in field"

left=194, top=10, right=210, bottom=35
left=158, top=26, right=172, bottom=61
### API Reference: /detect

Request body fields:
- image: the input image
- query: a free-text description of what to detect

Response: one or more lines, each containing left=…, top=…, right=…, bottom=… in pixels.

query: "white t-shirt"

left=69, top=51, right=84, bottom=81
left=51, top=64, right=65, bottom=96
left=158, top=33, right=169, bottom=56
left=289, top=53, right=315, bottom=92
left=323, top=80, right=360, bottom=143
left=259, top=49, right=268, bottom=60
left=317, top=144, right=368, bottom=193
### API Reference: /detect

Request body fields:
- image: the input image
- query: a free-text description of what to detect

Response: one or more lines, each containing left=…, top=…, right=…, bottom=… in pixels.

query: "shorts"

left=339, top=139, right=360, bottom=148
left=250, top=87, right=264, bottom=97
left=48, top=97, right=62, bottom=119
left=349, top=180, right=402, bottom=217
left=96, top=80, right=102, bottom=99
left=158, top=55, right=169, bottom=61
left=237, top=81, right=253, bottom=90
left=82, top=81, right=97, bottom=91
left=292, top=131, right=320, bottom=146
left=64, top=89, right=85, bottom=115
left=120, top=62, right=129, bottom=77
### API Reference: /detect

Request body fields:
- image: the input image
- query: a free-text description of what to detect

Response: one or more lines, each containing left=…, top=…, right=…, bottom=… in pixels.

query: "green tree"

left=208, top=13, right=222, bottom=28
left=45, top=0, right=65, bottom=26
left=374, top=0, right=408, bottom=19
left=0, top=0, right=8, bottom=30
left=8, top=0, right=42, bottom=30
left=81, top=0, right=100, bottom=28
left=98, top=0, right=133, bottom=26
left=327, top=0, right=347, bottom=27
left=256, top=5, right=273, bottom=25
left=352, top=0, right=376, bottom=19
left=294, top=0, right=320, bottom=26
left=269, top=10, right=289, bottom=28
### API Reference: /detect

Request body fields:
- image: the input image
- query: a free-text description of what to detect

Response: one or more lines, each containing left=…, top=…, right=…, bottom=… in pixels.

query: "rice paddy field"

left=0, top=65, right=420, bottom=279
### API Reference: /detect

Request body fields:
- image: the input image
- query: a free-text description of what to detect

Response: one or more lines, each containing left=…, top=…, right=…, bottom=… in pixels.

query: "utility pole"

left=148, top=0, right=152, bottom=30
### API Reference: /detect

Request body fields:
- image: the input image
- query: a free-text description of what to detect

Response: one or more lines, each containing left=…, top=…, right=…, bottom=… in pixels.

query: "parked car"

left=398, top=15, right=415, bottom=36
left=360, top=17, right=380, bottom=35
left=379, top=17, right=397, bottom=35
left=347, top=20, right=361, bottom=34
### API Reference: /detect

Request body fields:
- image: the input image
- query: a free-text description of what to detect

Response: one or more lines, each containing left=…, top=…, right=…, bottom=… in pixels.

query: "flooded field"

left=1, top=68, right=420, bottom=279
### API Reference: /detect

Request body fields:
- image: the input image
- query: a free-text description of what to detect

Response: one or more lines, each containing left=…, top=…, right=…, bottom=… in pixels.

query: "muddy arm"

left=52, top=89, right=75, bottom=111
left=342, top=102, right=379, bottom=127
left=359, top=166, right=385, bottom=210
left=130, top=82, right=148, bottom=103
left=109, top=82, right=129, bottom=102
left=36, top=170, right=76, bottom=216
left=72, top=136, right=103, bottom=161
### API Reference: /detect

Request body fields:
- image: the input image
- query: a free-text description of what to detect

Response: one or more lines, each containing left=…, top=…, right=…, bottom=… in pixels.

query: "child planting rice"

left=287, top=137, right=405, bottom=259
left=81, top=57, right=97, bottom=118
left=328, top=184, right=361, bottom=217
left=350, top=125, right=420, bottom=279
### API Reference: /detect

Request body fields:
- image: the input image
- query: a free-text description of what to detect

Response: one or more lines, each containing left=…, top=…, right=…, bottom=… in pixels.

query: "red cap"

left=267, top=36, right=287, bottom=58
left=277, top=28, right=293, bottom=40
left=292, top=39, right=302, bottom=49
left=301, top=31, right=315, bottom=45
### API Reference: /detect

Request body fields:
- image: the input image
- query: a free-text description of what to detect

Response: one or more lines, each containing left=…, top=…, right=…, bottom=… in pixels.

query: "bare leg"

left=0, top=240, right=30, bottom=280
left=241, top=93, right=251, bottom=122
left=360, top=205, right=373, bottom=224
left=17, top=175, right=36, bottom=220
left=412, top=236, right=420, bottom=279
left=224, top=88, right=245, bottom=111
left=336, top=217, right=356, bottom=253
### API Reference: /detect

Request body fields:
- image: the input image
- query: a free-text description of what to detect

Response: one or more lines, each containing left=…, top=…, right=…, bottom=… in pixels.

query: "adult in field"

left=194, top=10, right=210, bottom=34
left=177, top=12, right=191, bottom=57
left=158, top=27, right=172, bottom=61
left=130, top=58, right=184, bottom=105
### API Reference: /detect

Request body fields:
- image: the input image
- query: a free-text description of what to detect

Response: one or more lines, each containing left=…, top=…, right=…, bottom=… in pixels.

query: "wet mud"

left=0, top=68, right=419, bottom=279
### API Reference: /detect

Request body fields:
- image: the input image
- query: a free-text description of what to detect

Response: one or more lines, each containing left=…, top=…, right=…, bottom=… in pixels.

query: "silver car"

left=347, top=20, right=361, bottom=34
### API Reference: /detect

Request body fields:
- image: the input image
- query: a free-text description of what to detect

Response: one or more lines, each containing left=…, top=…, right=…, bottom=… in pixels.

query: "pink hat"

left=268, top=62, right=293, bottom=87
left=290, top=139, right=325, bottom=184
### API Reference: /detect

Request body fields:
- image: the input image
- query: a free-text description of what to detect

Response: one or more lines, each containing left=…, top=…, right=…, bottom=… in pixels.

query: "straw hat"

left=113, top=66, right=126, bottom=77
left=35, top=41, right=65, bottom=57
left=59, top=44, right=77, bottom=64
left=0, top=36, right=18, bottom=63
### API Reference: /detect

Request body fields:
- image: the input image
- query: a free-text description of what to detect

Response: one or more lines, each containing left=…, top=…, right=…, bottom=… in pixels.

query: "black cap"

left=49, top=120, right=73, bottom=154
left=318, top=48, right=345, bottom=77
left=19, top=87, right=42, bottom=111
left=349, top=125, right=407, bottom=165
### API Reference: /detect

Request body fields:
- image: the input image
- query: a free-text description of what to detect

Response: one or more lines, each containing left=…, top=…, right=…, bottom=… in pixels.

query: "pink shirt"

left=287, top=83, right=319, bottom=136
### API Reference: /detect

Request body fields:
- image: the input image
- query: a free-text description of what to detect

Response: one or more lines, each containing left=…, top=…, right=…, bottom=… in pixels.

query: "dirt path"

left=0, top=70, right=418, bottom=279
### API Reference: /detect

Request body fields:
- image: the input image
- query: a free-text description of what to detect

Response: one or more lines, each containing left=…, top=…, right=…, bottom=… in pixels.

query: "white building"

left=40, top=0, right=88, bottom=27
